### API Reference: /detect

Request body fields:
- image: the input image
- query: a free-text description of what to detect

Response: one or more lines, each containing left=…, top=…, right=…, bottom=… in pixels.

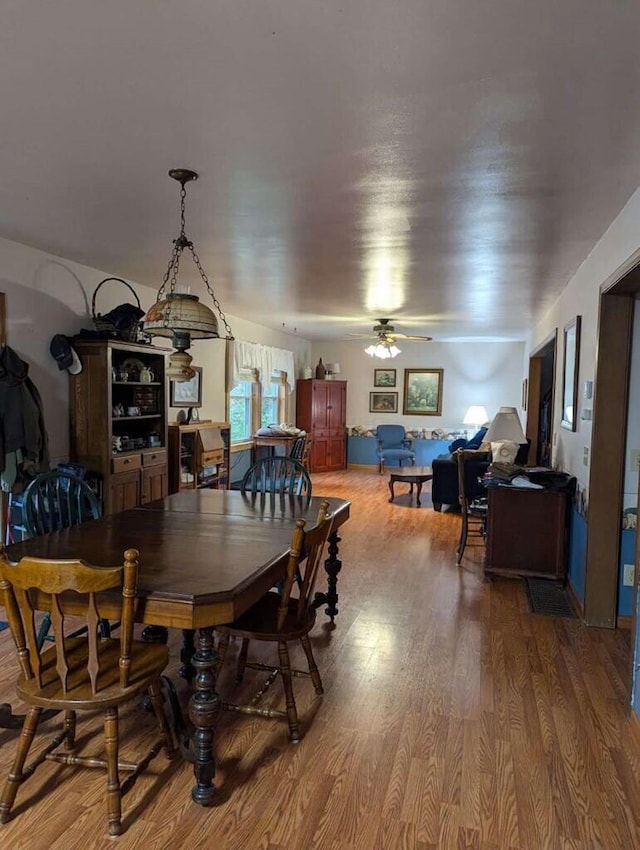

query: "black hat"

left=49, top=335, right=83, bottom=375
left=101, top=303, right=145, bottom=331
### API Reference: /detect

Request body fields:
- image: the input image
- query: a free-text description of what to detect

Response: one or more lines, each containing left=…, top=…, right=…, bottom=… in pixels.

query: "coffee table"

left=388, top=466, right=433, bottom=506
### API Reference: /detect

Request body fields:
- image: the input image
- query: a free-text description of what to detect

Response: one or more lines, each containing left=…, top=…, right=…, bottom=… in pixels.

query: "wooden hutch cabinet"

left=295, top=379, right=347, bottom=472
left=69, top=340, right=169, bottom=515
left=168, top=421, right=230, bottom=493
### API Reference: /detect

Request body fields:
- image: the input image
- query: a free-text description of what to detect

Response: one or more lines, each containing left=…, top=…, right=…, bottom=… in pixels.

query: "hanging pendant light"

left=143, top=169, right=234, bottom=380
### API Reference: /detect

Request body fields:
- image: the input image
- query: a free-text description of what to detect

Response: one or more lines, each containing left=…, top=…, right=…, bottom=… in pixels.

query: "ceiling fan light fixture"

left=142, top=169, right=233, bottom=380
left=365, top=341, right=401, bottom=359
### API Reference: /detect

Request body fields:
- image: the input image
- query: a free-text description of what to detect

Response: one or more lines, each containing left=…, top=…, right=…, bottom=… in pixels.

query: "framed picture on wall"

left=561, top=316, right=581, bottom=430
left=373, top=368, right=396, bottom=387
left=403, top=368, right=443, bottom=415
left=369, top=391, right=398, bottom=413
left=170, top=366, right=203, bottom=407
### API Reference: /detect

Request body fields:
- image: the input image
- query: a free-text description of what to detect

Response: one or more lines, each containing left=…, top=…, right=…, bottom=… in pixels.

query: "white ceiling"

left=3, top=1, right=640, bottom=342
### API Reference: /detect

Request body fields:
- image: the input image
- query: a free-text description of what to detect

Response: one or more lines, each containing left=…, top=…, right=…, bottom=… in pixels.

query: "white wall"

left=310, top=339, right=526, bottom=432
left=0, top=235, right=312, bottom=465
left=527, top=187, right=640, bottom=497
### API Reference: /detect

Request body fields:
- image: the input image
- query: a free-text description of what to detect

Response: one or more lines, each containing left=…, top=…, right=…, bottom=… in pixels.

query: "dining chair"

left=215, top=500, right=333, bottom=743
left=241, top=456, right=312, bottom=498
left=0, top=546, right=175, bottom=837
left=455, top=449, right=488, bottom=565
left=375, top=424, right=416, bottom=474
left=21, top=470, right=109, bottom=647
left=288, top=433, right=313, bottom=470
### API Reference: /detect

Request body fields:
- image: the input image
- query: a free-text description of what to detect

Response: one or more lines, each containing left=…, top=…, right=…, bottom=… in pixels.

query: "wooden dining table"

left=1, top=489, right=351, bottom=806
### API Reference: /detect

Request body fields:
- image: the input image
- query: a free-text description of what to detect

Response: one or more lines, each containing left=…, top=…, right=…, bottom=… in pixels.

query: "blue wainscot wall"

left=348, top=436, right=452, bottom=468
left=567, top=507, right=633, bottom=618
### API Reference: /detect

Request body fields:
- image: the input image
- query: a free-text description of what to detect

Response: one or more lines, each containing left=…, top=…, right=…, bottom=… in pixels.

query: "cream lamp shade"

left=484, top=406, right=526, bottom=444
left=463, top=405, right=488, bottom=428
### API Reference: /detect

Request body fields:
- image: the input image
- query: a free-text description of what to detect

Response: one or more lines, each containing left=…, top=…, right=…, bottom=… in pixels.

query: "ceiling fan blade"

left=389, top=333, right=433, bottom=341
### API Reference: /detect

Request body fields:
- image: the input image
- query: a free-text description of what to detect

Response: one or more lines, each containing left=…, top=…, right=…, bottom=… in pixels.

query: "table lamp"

left=484, top=406, right=526, bottom=444
left=463, top=405, right=489, bottom=437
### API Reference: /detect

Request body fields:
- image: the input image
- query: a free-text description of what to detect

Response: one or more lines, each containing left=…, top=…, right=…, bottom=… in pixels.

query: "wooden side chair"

left=288, top=433, right=313, bottom=470
left=22, top=470, right=102, bottom=537
left=241, top=456, right=312, bottom=498
left=215, top=500, right=333, bottom=743
left=455, top=449, right=488, bottom=565
left=21, top=470, right=109, bottom=647
left=0, top=546, right=175, bottom=837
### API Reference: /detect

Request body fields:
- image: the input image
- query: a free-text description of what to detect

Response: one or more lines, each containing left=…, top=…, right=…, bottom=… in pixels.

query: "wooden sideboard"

left=484, top=485, right=569, bottom=581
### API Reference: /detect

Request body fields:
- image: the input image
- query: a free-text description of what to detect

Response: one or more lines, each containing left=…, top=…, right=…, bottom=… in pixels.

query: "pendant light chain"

left=157, top=180, right=233, bottom=339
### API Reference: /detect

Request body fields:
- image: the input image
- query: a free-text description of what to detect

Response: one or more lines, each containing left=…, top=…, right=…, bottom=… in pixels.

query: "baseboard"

left=347, top=463, right=379, bottom=472
left=617, top=615, right=633, bottom=630
left=566, top=580, right=585, bottom=620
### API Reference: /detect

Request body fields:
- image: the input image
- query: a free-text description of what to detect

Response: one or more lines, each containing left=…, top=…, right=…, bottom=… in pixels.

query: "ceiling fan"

left=349, top=318, right=433, bottom=343
left=349, top=319, right=432, bottom=359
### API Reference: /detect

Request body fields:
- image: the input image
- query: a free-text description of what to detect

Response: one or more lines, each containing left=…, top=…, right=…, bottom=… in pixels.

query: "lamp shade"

left=484, top=406, right=526, bottom=444
left=326, top=362, right=341, bottom=375
left=143, top=293, right=220, bottom=340
left=463, top=405, right=488, bottom=427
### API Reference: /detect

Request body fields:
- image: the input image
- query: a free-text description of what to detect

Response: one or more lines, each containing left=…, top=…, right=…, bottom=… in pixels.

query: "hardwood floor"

left=1, top=469, right=638, bottom=849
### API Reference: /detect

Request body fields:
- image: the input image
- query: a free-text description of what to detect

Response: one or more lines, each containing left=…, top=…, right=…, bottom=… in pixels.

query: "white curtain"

left=230, top=340, right=295, bottom=391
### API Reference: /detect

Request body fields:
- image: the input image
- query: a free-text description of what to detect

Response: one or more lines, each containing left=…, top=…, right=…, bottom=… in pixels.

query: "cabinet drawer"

left=142, top=449, right=167, bottom=467
left=201, top=449, right=224, bottom=466
left=112, top=454, right=142, bottom=474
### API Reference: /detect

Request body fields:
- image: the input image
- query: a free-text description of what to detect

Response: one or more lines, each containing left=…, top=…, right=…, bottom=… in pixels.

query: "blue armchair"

left=376, top=425, right=416, bottom=474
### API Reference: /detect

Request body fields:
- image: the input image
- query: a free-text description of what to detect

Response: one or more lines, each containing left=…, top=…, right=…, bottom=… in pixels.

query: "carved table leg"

left=313, top=530, right=342, bottom=623
left=188, top=626, right=220, bottom=806
left=416, top=481, right=422, bottom=506
left=180, top=629, right=196, bottom=681
left=388, top=478, right=396, bottom=502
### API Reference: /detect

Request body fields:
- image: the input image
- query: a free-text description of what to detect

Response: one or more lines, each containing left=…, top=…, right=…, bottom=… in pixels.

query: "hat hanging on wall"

left=49, top=335, right=83, bottom=375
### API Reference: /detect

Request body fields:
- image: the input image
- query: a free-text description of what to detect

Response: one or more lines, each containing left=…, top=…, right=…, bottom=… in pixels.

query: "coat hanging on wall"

left=0, top=345, right=50, bottom=492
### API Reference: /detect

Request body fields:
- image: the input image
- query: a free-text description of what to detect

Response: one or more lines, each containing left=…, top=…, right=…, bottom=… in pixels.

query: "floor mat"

left=524, top=578, right=577, bottom=618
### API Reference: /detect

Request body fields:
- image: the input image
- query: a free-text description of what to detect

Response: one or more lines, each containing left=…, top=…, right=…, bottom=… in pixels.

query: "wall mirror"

left=561, top=316, right=581, bottom=431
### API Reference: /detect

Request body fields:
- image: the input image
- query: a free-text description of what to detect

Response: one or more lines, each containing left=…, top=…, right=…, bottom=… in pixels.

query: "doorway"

left=525, top=332, right=557, bottom=467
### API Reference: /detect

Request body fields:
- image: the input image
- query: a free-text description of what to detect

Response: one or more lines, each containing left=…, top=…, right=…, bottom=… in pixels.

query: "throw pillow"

left=466, top=426, right=488, bottom=450
left=448, top=437, right=467, bottom=452
left=491, top=440, right=519, bottom=463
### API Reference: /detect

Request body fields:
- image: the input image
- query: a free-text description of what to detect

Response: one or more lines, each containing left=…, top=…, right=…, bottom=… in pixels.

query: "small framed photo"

left=369, top=391, right=398, bottom=413
left=403, top=368, right=443, bottom=416
left=170, top=366, right=202, bottom=407
left=373, top=368, right=396, bottom=388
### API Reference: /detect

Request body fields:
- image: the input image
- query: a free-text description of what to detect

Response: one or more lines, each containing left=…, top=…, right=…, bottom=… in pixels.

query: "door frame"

left=526, top=331, right=557, bottom=467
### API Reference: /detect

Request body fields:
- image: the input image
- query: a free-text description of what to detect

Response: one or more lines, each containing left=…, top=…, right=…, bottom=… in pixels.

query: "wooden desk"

left=252, top=433, right=298, bottom=463
left=484, top=485, right=568, bottom=581
left=2, top=490, right=350, bottom=806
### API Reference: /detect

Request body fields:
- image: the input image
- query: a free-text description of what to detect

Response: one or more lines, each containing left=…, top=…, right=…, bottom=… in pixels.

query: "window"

left=228, top=371, right=289, bottom=444
left=229, top=379, right=253, bottom=442
left=261, top=379, right=281, bottom=428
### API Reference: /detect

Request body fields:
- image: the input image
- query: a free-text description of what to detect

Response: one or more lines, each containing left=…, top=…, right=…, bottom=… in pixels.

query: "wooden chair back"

left=22, top=471, right=101, bottom=538
left=241, top=456, right=312, bottom=498
left=289, top=433, right=313, bottom=469
left=456, top=449, right=485, bottom=512
left=0, top=547, right=139, bottom=694
left=276, top=500, right=333, bottom=631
